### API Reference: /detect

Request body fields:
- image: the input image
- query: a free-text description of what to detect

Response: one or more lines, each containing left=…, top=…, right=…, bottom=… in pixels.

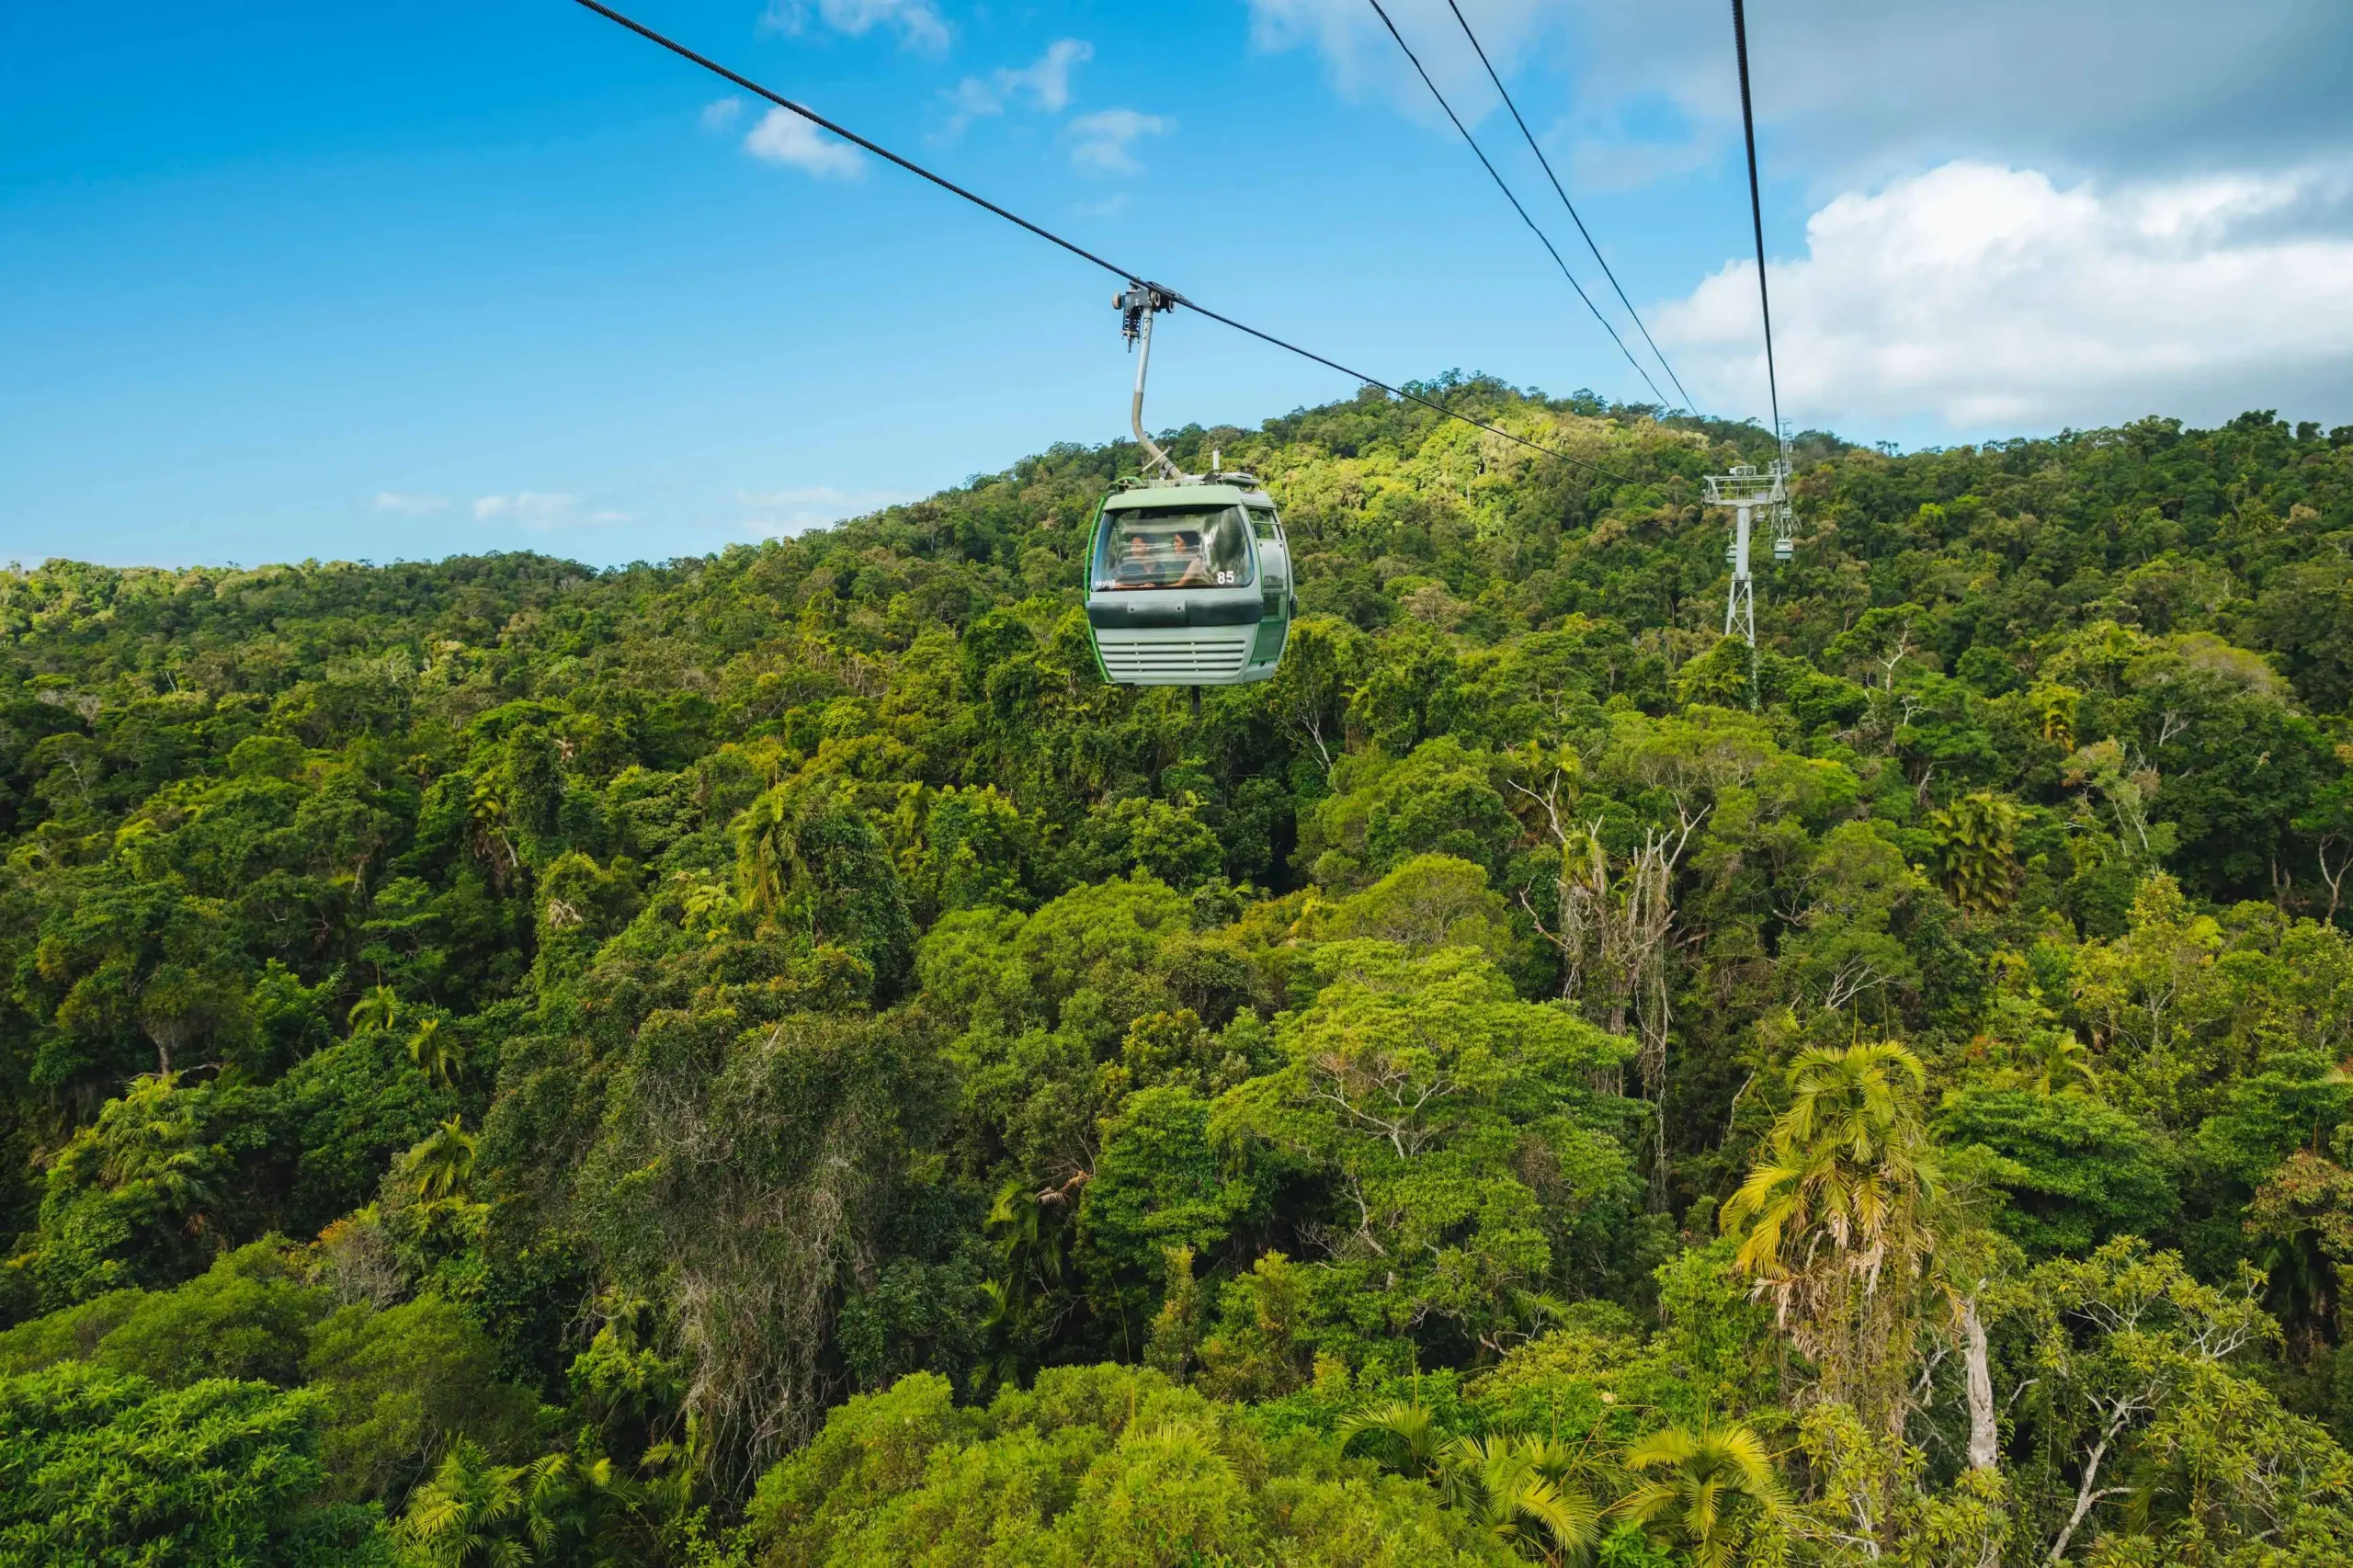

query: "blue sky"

left=6, top=0, right=2351, bottom=569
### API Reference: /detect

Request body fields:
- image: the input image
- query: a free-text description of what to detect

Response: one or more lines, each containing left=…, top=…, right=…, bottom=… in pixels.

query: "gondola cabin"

left=1085, top=476, right=1295, bottom=685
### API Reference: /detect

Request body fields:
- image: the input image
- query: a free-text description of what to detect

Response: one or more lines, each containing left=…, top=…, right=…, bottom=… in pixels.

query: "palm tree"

left=347, top=983, right=400, bottom=1037
left=1438, top=1432, right=1602, bottom=1564
left=1721, top=1040, right=1940, bottom=1421
left=1927, top=790, right=2024, bottom=915
left=986, top=1178, right=1067, bottom=1297
left=409, top=1016, right=459, bottom=1088
left=397, top=1438, right=529, bottom=1568
left=525, top=1448, right=648, bottom=1563
left=2032, top=682, right=2076, bottom=748
left=1338, top=1397, right=1448, bottom=1481
left=733, top=785, right=803, bottom=919
left=1723, top=1041, right=1938, bottom=1278
left=975, top=1179, right=1068, bottom=1390
left=1614, top=1422, right=1788, bottom=1568
left=467, top=777, right=518, bottom=889
left=1345, top=1403, right=1603, bottom=1564
left=96, top=1074, right=220, bottom=1241
left=2017, top=1027, right=2097, bottom=1096
left=404, top=1115, right=478, bottom=1202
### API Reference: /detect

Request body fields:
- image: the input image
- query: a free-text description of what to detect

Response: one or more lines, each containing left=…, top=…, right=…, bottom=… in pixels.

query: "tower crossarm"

left=1700, top=460, right=1788, bottom=506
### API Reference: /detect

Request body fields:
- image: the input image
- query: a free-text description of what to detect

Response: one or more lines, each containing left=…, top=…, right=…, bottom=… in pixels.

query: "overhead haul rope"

left=1728, top=0, right=1786, bottom=455
left=1363, top=0, right=1669, bottom=412
left=1439, top=0, right=1701, bottom=418
left=568, top=0, right=1634, bottom=484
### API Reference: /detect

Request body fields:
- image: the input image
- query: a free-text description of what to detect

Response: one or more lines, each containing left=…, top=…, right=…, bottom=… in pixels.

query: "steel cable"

left=569, top=0, right=1634, bottom=483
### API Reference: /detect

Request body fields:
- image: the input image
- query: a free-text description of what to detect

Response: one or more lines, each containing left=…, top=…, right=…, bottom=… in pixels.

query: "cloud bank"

left=1245, top=0, right=2353, bottom=193
left=1654, top=162, right=2353, bottom=433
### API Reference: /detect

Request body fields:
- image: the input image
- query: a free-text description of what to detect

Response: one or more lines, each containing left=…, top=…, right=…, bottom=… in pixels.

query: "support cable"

left=1362, top=0, right=1671, bottom=411
left=1439, top=0, right=1700, bottom=417
left=568, top=0, right=1631, bottom=483
left=1728, top=0, right=1784, bottom=455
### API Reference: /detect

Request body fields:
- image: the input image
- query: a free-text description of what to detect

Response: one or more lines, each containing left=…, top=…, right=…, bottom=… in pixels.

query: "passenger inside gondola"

left=1168, top=530, right=1211, bottom=587
left=1095, top=506, right=1255, bottom=592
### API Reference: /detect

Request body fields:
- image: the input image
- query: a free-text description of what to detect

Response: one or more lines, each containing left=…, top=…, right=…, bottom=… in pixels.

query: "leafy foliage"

left=3, top=389, right=2353, bottom=1559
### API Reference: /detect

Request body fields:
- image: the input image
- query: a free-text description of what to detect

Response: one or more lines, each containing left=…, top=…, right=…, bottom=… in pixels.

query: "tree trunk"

left=2048, top=1430, right=2118, bottom=1563
left=1961, top=1295, right=1998, bottom=1471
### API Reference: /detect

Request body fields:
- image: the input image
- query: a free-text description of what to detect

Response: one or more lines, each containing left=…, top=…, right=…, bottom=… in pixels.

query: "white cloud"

left=745, top=108, right=865, bottom=179
left=700, top=97, right=745, bottom=132
left=1653, top=161, right=2353, bottom=433
left=472, top=492, right=579, bottom=527
left=736, top=484, right=916, bottom=537
left=1068, top=109, right=1172, bottom=176
left=373, top=491, right=447, bottom=515
left=947, top=39, right=1092, bottom=131
left=1575, top=0, right=2352, bottom=189
left=1248, top=0, right=2353, bottom=195
left=762, top=0, right=948, bottom=54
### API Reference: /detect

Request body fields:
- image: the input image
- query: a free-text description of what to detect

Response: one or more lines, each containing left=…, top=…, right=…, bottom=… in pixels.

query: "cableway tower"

left=1703, top=456, right=1794, bottom=649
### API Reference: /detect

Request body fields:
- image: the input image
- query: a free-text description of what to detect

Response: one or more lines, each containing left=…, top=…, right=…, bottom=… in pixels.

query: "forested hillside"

left=6, top=381, right=2353, bottom=1564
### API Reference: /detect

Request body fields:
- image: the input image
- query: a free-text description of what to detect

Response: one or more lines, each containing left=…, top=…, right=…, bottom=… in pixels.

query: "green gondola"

left=1086, top=284, right=1295, bottom=687
left=1085, top=476, right=1294, bottom=685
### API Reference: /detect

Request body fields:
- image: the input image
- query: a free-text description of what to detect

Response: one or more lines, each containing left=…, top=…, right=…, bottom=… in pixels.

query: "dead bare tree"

left=1513, top=761, right=1705, bottom=1202
left=2316, top=832, right=2351, bottom=924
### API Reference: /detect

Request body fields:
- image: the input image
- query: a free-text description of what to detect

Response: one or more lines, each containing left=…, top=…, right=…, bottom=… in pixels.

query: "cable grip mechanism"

left=1115, top=285, right=1183, bottom=481
left=1116, top=283, right=1176, bottom=348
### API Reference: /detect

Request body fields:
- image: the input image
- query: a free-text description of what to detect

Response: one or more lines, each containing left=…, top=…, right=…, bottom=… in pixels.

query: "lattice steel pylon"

left=1703, top=459, right=1788, bottom=651
left=1703, top=457, right=1794, bottom=710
